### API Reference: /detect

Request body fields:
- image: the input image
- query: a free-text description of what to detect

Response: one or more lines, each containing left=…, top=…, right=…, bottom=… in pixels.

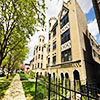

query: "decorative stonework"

left=60, top=22, right=70, bottom=34
left=61, top=40, right=71, bottom=52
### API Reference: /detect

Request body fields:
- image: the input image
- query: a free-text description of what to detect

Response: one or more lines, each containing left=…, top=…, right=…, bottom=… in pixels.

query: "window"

left=48, top=45, right=50, bottom=52
left=49, top=22, right=51, bottom=27
left=41, top=63, right=43, bottom=68
left=53, top=41, right=56, bottom=50
left=49, top=34, right=51, bottom=40
left=61, top=49, right=72, bottom=62
left=38, top=63, right=39, bottom=68
left=93, top=50, right=96, bottom=57
left=98, top=55, right=100, bottom=60
left=42, top=47, right=43, bottom=51
left=53, top=73, right=55, bottom=80
left=39, top=46, right=41, bottom=51
left=48, top=58, right=50, bottom=64
left=38, top=54, right=40, bottom=59
left=53, top=28, right=56, bottom=37
left=61, top=29, right=70, bottom=45
left=91, top=40, right=94, bottom=45
left=36, top=56, right=37, bottom=60
left=34, top=50, right=35, bottom=55
left=41, top=55, right=43, bottom=60
left=53, top=56, right=56, bottom=64
left=42, top=39, right=44, bottom=42
left=60, top=13, right=69, bottom=29
left=32, top=65, right=34, bottom=70
left=40, top=39, right=41, bottom=42
left=36, top=46, right=38, bottom=52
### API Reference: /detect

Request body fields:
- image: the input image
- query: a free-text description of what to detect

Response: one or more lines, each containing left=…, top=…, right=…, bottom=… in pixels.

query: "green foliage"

left=22, top=82, right=35, bottom=100
left=30, top=70, right=35, bottom=79
left=22, top=81, right=48, bottom=100
left=19, top=73, right=29, bottom=80
left=19, top=72, right=35, bottom=80
left=0, top=73, right=16, bottom=81
left=0, top=0, right=46, bottom=66
left=0, top=82, right=11, bottom=100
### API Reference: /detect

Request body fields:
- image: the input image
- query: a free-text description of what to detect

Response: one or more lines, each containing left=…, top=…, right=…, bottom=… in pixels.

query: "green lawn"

left=19, top=72, right=35, bottom=80
left=0, top=73, right=16, bottom=100
left=0, top=73, right=16, bottom=82
left=0, top=82, right=11, bottom=100
left=22, top=81, right=48, bottom=100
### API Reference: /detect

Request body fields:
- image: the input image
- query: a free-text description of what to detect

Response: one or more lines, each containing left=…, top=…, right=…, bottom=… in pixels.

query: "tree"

left=2, top=38, right=29, bottom=70
left=0, top=0, right=46, bottom=66
left=2, top=39, right=29, bottom=78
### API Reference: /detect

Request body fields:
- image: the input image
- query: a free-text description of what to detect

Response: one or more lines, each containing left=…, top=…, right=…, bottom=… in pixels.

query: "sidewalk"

left=2, top=74, right=26, bottom=100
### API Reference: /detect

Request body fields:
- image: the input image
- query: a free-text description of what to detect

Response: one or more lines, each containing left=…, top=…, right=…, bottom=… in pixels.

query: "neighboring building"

left=30, top=58, right=34, bottom=70
left=33, top=35, right=48, bottom=76
left=92, top=0, right=100, bottom=32
left=31, top=0, right=100, bottom=87
left=25, top=64, right=30, bottom=72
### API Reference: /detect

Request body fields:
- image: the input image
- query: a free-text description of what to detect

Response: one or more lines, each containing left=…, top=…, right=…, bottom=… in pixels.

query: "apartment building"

left=92, top=0, right=100, bottom=32
left=47, top=0, right=100, bottom=87
left=32, top=35, right=48, bottom=76
left=30, top=0, right=100, bottom=87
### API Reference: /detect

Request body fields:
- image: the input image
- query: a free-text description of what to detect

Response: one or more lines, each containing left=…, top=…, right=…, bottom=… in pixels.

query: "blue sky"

left=86, top=7, right=100, bottom=44
left=24, top=0, right=100, bottom=64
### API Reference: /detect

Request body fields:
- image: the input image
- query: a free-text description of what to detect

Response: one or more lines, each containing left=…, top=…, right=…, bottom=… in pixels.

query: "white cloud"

left=88, top=19, right=99, bottom=38
left=24, top=0, right=94, bottom=63
left=77, top=0, right=93, bottom=14
left=24, top=31, right=48, bottom=64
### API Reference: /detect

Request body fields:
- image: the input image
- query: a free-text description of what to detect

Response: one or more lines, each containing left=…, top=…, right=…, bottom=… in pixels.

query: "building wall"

left=47, top=0, right=87, bottom=85
left=92, top=0, right=100, bottom=32
left=31, top=0, right=100, bottom=86
left=47, top=0, right=100, bottom=86
left=30, top=59, right=34, bottom=70
left=33, top=35, right=48, bottom=75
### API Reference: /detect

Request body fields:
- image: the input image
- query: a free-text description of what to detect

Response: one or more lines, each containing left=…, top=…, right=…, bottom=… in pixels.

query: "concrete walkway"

left=2, top=74, right=26, bottom=100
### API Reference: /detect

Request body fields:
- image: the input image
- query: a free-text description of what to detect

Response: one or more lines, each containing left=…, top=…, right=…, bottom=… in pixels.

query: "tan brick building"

left=31, top=0, right=100, bottom=87
left=32, top=35, right=48, bottom=76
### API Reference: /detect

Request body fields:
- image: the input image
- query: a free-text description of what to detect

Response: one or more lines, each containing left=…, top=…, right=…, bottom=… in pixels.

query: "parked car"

left=0, top=70, right=5, bottom=77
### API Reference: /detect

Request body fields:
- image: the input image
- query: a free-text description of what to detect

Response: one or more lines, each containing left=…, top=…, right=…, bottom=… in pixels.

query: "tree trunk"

left=6, top=54, right=11, bottom=79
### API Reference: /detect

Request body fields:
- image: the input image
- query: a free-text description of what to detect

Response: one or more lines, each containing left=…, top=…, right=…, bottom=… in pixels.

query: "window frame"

left=53, top=41, right=56, bottom=50
left=53, top=56, right=56, bottom=64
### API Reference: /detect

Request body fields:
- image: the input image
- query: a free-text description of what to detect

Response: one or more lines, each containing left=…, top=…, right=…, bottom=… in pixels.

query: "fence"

left=34, top=73, right=99, bottom=100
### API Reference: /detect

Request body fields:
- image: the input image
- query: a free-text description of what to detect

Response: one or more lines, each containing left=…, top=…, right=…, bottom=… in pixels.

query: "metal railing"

left=34, top=73, right=99, bottom=100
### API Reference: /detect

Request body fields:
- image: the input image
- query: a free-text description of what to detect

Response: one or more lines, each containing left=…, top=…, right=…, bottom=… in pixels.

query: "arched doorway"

left=65, top=73, right=70, bottom=88
left=45, top=72, right=47, bottom=76
left=53, top=73, right=55, bottom=80
left=73, top=70, right=81, bottom=92
left=40, top=72, right=42, bottom=76
left=65, top=73, right=70, bottom=98
left=61, top=73, right=64, bottom=82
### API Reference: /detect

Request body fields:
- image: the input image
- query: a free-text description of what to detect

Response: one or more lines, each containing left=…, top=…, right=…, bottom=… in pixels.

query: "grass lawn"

left=0, top=82, right=11, bottom=100
left=19, top=72, right=35, bottom=80
left=0, top=73, right=16, bottom=100
left=0, top=73, right=16, bottom=82
left=22, top=81, right=48, bottom=100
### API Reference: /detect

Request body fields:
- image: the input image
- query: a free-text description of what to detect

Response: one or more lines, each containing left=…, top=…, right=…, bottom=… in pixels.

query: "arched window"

left=53, top=73, right=55, bottom=80
left=73, top=70, right=81, bottom=92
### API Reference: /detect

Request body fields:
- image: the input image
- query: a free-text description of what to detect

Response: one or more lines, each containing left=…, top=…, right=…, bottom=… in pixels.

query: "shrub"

left=19, top=73, right=28, bottom=80
left=19, top=71, right=35, bottom=80
left=30, top=70, right=35, bottom=79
